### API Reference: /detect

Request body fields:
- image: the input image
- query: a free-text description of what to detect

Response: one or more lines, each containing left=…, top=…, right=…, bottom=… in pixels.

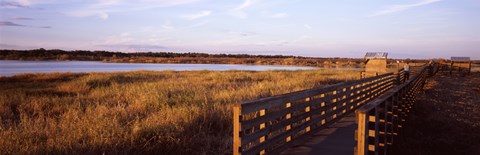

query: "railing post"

left=233, top=104, right=242, bottom=155
left=384, top=99, right=391, bottom=153
left=396, top=72, right=400, bottom=85
left=469, top=61, right=472, bottom=75
left=356, top=110, right=368, bottom=155
left=450, top=61, right=454, bottom=75
left=391, top=93, right=399, bottom=139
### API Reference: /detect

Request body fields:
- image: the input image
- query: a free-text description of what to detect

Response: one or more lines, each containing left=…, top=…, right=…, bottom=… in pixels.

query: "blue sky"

left=0, top=0, right=479, bottom=59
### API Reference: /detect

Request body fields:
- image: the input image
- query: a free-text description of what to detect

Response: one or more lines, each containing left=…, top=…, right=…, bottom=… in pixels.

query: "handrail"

left=354, top=63, right=437, bottom=155
left=233, top=72, right=396, bottom=155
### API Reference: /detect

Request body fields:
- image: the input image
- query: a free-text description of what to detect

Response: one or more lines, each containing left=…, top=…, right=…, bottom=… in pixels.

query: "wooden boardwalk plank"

left=281, top=114, right=356, bottom=155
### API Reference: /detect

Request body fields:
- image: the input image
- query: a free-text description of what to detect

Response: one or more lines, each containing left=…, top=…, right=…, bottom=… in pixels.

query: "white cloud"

left=227, top=31, right=257, bottom=37
left=371, top=0, right=442, bottom=16
left=230, top=0, right=260, bottom=18
left=291, top=35, right=311, bottom=44
left=230, top=11, right=247, bottom=19
left=181, top=10, right=211, bottom=20
left=304, top=24, right=312, bottom=30
left=99, top=32, right=134, bottom=45
left=61, top=0, right=202, bottom=19
left=0, top=0, right=60, bottom=9
left=234, top=0, right=255, bottom=10
left=98, top=12, right=109, bottom=19
left=12, top=0, right=30, bottom=6
left=269, top=13, right=288, bottom=18
left=67, top=10, right=111, bottom=19
left=95, top=31, right=168, bottom=52
left=4, top=0, right=62, bottom=7
left=0, top=0, right=201, bottom=19
left=161, top=21, right=174, bottom=30
left=186, top=20, right=210, bottom=28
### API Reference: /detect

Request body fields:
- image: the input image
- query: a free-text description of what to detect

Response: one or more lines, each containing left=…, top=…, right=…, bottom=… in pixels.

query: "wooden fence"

left=233, top=72, right=398, bottom=155
left=354, top=64, right=437, bottom=155
left=449, top=60, right=472, bottom=75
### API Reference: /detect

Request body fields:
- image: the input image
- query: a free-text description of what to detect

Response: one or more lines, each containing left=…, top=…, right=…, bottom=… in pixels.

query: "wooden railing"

left=354, top=64, right=435, bottom=155
left=233, top=72, right=397, bottom=155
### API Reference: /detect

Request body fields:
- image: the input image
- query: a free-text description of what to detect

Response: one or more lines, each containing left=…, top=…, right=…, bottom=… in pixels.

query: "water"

left=0, top=60, right=323, bottom=76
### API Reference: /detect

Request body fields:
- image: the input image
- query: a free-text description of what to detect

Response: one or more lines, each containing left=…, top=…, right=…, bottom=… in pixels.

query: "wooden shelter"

left=450, top=57, right=472, bottom=75
left=363, top=52, right=388, bottom=77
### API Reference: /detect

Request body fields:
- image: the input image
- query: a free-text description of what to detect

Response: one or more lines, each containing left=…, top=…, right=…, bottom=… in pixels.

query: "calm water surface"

left=0, top=60, right=324, bottom=76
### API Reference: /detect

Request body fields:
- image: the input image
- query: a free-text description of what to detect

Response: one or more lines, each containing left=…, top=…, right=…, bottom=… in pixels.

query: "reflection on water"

left=1, top=60, right=326, bottom=76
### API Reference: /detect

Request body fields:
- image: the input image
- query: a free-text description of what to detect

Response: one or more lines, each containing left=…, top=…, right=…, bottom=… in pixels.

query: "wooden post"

left=356, top=110, right=368, bottom=155
left=469, top=61, right=472, bottom=75
left=233, top=104, right=242, bottom=155
left=450, top=61, right=454, bottom=75
left=458, top=62, right=461, bottom=72
left=374, top=108, right=380, bottom=154
left=384, top=100, right=390, bottom=152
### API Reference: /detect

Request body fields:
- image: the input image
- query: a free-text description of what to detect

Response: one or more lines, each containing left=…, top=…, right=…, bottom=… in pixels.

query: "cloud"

left=98, top=44, right=166, bottom=49
left=230, top=0, right=259, bottom=18
left=98, top=12, right=109, bottom=19
left=235, top=0, right=256, bottom=10
left=371, top=0, right=442, bottom=16
left=0, top=1, right=28, bottom=9
left=161, top=21, right=174, bottom=30
left=9, top=0, right=34, bottom=6
left=186, top=20, right=210, bottom=28
left=100, top=32, right=134, bottom=45
left=67, top=10, right=110, bottom=20
left=10, top=16, right=35, bottom=20
left=304, top=24, right=312, bottom=30
left=228, top=31, right=257, bottom=37
left=291, top=35, right=311, bottom=44
left=66, top=0, right=202, bottom=19
left=0, top=0, right=55, bottom=9
left=268, top=13, right=288, bottom=18
left=250, top=35, right=310, bottom=47
left=97, top=44, right=167, bottom=52
left=0, top=43, right=38, bottom=49
left=0, top=21, right=25, bottom=27
left=181, top=10, right=211, bottom=20
left=0, top=21, right=51, bottom=28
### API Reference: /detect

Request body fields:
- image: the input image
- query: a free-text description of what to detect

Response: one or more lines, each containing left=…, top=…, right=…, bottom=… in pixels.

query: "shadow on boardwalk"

left=281, top=114, right=356, bottom=155
left=392, top=72, right=480, bottom=155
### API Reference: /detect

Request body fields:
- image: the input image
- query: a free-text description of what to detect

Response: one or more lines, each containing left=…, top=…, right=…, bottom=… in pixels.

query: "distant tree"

left=58, top=54, right=70, bottom=60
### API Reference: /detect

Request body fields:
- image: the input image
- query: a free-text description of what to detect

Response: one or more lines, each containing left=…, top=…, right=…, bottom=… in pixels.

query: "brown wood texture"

left=354, top=64, right=434, bottom=155
left=233, top=72, right=397, bottom=155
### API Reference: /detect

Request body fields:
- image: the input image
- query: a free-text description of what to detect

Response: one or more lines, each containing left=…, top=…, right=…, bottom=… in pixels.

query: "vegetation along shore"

left=1, top=49, right=441, bottom=68
left=0, top=69, right=359, bottom=154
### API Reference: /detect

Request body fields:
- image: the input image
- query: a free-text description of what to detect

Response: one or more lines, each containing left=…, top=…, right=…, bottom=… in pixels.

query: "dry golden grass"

left=0, top=70, right=359, bottom=154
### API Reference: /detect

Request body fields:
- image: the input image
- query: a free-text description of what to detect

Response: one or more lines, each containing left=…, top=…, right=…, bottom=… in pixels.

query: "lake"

left=0, top=60, right=326, bottom=76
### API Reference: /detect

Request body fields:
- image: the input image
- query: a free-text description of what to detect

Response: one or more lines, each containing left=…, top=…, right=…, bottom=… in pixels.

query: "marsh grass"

left=0, top=70, right=359, bottom=154
left=392, top=72, right=480, bottom=155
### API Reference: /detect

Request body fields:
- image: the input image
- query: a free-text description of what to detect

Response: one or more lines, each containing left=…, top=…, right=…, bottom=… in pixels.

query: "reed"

left=0, top=69, right=359, bottom=154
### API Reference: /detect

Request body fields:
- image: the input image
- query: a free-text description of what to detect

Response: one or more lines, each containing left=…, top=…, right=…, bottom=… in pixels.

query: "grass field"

left=392, top=72, right=480, bottom=155
left=0, top=69, right=359, bottom=154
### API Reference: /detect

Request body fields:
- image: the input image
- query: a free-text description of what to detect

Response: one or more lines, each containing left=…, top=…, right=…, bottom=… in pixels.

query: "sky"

left=0, top=0, right=479, bottom=59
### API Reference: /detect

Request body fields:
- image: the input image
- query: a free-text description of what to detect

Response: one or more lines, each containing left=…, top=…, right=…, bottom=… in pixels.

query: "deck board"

left=281, top=114, right=356, bottom=155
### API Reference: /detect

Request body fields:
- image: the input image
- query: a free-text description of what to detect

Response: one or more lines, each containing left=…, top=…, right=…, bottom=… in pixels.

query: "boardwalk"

left=233, top=64, right=435, bottom=155
left=281, top=114, right=356, bottom=155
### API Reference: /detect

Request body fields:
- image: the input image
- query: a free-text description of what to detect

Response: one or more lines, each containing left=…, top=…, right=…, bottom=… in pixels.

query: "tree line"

left=0, top=48, right=307, bottom=60
left=0, top=49, right=372, bottom=67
